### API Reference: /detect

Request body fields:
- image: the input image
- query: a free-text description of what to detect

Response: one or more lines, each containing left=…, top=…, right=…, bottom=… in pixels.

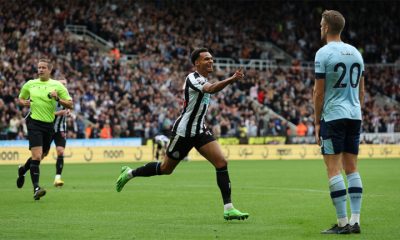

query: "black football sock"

left=30, top=160, right=41, bottom=189
left=216, top=166, right=232, bottom=204
left=132, top=162, right=161, bottom=177
left=23, top=157, right=32, bottom=175
left=56, top=155, right=64, bottom=175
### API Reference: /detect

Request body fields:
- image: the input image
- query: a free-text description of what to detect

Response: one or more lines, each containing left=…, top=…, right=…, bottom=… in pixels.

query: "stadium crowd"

left=65, top=0, right=400, bottom=63
left=0, top=0, right=399, bottom=141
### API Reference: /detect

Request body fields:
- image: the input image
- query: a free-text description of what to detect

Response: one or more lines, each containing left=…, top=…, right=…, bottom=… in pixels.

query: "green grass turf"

left=0, top=159, right=399, bottom=240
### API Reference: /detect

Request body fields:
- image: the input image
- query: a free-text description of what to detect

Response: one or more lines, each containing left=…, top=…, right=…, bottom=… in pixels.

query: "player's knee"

left=344, top=166, right=357, bottom=175
left=32, top=153, right=42, bottom=161
left=160, top=166, right=174, bottom=175
left=326, top=166, right=341, bottom=177
left=214, top=158, right=228, bottom=169
left=342, top=153, right=358, bottom=174
left=160, top=160, right=177, bottom=175
left=325, top=160, right=340, bottom=174
left=57, top=150, right=64, bottom=156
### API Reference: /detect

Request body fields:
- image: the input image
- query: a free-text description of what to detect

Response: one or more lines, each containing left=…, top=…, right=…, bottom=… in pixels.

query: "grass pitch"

left=1, top=159, right=399, bottom=240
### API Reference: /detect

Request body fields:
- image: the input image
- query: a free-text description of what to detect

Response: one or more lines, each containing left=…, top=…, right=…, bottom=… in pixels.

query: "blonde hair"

left=38, top=58, right=53, bottom=70
left=322, top=10, right=345, bottom=35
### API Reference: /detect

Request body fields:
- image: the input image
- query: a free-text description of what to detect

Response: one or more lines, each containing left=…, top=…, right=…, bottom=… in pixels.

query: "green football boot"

left=116, top=166, right=132, bottom=192
left=224, top=208, right=249, bottom=220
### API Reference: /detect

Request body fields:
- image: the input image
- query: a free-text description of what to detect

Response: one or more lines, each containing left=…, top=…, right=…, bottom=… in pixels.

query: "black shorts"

left=155, top=140, right=166, bottom=150
left=319, top=118, right=361, bottom=155
left=27, top=117, right=55, bottom=154
left=166, top=131, right=216, bottom=161
left=53, top=131, right=66, bottom=148
left=156, top=142, right=163, bottom=150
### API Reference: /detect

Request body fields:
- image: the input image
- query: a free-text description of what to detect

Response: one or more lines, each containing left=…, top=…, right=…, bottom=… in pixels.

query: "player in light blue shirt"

left=313, top=10, right=365, bottom=235
left=315, top=42, right=364, bottom=122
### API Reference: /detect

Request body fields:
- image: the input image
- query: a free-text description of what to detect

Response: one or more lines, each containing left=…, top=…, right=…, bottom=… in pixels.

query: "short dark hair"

left=190, top=48, right=209, bottom=65
left=322, top=10, right=345, bottom=35
left=38, top=58, right=53, bottom=69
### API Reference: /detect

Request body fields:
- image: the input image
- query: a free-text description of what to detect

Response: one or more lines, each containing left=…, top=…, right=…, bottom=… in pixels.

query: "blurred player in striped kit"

left=153, top=134, right=189, bottom=161
left=153, top=134, right=169, bottom=161
left=52, top=76, right=70, bottom=187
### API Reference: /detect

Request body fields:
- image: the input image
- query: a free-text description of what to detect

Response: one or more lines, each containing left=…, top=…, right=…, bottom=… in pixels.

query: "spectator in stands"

left=0, top=0, right=398, bottom=142
left=8, top=114, right=21, bottom=140
left=296, top=119, right=307, bottom=136
left=100, top=123, right=112, bottom=139
left=306, top=120, right=314, bottom=136
left=90, top=123, right=101, bottom=139
left=0, top=116, right=9, bottom=140
left=85, top=123, right=93, bottom=139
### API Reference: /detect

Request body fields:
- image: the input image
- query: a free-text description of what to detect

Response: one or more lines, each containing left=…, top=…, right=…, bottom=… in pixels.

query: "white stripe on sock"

left=337, top=217, right=348, bottom=227
left=350, top=214, right=360, bottom=225
left=224, top=203, right=234, bottom=211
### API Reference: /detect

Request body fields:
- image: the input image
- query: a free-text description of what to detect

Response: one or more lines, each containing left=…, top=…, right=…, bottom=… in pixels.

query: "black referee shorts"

left=166, top=131, right=215, bottom=161
left=27, top=117, right=55, bottom=155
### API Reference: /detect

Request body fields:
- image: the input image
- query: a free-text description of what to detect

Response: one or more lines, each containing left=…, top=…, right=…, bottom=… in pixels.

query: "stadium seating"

left=0, top=1, right=399, bottom=140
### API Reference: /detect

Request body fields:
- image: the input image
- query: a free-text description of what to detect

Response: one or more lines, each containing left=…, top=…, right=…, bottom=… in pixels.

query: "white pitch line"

left=135, top=183, right=385, bottom=197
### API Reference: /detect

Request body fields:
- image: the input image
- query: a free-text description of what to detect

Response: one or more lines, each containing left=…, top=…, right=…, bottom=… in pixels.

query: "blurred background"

left=0, top=0, right=399, bottom=145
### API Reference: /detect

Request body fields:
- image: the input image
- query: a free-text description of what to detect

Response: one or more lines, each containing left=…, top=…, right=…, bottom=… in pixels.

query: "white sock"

left=350, top=214, right=360, bottom=225
left=224, top=203, right=234, bottom=211
left=55, top=174, right=61, bottom=180
left=337, top=217, right=348, bottom=227
left=127, top=170, right=134, bottom=179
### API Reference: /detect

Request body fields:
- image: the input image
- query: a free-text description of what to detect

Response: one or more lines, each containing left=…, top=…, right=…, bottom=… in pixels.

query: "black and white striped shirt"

left=155, top=134, right=169, bottom=146
left=54, top=103, right=67, bottom=132
left=172, top=72, right=211, bottom=137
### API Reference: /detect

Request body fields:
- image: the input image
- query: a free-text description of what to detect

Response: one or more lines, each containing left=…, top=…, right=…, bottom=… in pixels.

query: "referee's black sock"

left=132, top=162, right=161, bottom=177
left=56, top=155, right=64, bottom=175
left=23, top=157, right=32, bottom=174
left=216, top=166, right=232, bottom=204
left=30, top=160, right=41, bottom=189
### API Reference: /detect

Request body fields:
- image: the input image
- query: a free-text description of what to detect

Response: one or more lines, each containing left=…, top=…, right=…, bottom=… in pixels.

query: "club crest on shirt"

left=197, top=78, right=206, bottom=85
left=172, top=151, right=180, bottom=159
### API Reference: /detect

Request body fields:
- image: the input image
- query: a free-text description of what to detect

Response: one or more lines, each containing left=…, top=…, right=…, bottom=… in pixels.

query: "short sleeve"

left=187, top=74, right=207, bottom=92
left=19, top=81, right=31, bottom=99
left=57, top=83, right=72, bottom=100
left=314, top=49, right=326, bottom=79
left=191, top=77, right=207, bottom=92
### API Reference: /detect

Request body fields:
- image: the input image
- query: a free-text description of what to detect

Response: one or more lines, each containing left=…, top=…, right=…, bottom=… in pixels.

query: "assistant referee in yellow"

left=17, top=58, right=73, bottom=200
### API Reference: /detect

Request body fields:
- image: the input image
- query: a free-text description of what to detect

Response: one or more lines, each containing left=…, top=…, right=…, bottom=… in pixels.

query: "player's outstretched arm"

left=202, top=69, right=244, bottom=94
